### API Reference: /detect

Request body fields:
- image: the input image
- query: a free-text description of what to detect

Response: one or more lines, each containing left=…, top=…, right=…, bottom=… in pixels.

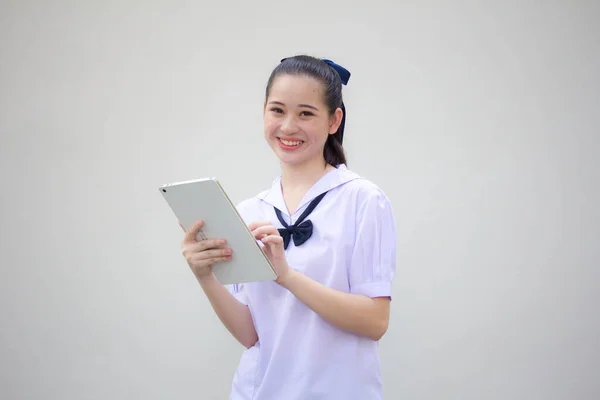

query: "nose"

left=280, top=115, right=298, bottom=134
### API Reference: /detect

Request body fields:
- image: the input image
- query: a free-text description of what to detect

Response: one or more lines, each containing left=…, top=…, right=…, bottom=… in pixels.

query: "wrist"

left=276, top=267, right=299, bottom=289
left=196, top=271, right=217, bottom=285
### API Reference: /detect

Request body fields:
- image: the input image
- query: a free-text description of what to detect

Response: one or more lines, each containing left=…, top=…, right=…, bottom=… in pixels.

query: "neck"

left=280, top=158, right=335, bottom=193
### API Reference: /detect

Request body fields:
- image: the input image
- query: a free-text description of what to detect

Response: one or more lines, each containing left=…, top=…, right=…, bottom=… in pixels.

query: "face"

left=263, top=74, right=342, bottom=167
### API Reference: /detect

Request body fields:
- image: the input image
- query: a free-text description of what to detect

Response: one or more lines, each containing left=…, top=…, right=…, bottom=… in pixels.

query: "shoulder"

left=236, top=188, right=268, bottom=210
left=234, top=188, right=270, bottom=222
left=332, top=170, right=395, bottom=228
left=340, top=172, right=397, bottom=249
left=338, top=170, right=392, bottom=207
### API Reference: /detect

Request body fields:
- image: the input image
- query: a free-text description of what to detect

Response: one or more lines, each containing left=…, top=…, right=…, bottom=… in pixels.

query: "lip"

left=277, top=137, right=304, bottom=151
left=277, top=136, right=303, bottom=142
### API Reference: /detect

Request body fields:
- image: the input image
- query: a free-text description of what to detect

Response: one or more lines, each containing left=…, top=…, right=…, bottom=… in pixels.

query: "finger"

left=261, top=235, right=284, bottom=246
left=248, top=220, right=273, bottom=231
left=251, top=225, right=280, bottom=239
left=193, top=255, right=232, bottom=268
left=252, top=225, right=279, bottom=236
left=193, top=248, right=232, bottom=261
left=210, top=256, right=232, bottom=264
left=183, top=220, right=204, bottom=244
left=181, top=239, right=227, bottom=254
left=190, top=238, right=227, bottom=252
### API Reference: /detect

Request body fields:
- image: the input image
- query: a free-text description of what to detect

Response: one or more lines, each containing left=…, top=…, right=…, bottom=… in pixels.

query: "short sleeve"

left=228, top=283, right=249, bottom=306
left=349, top=187, right=397, bottom=298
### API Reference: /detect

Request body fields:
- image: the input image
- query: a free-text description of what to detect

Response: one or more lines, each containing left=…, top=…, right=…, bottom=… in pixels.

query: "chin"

left=274, top=152, right=304, bottom=166
left=275, top=151, right=320, bottom=168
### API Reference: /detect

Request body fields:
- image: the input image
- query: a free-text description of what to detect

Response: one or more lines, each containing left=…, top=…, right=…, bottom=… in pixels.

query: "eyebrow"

left=268, top=101, right=319, bottom=111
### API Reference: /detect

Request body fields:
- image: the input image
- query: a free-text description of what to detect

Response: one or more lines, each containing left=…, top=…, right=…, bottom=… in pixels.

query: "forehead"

left=268, top=74, right=324, bottom=105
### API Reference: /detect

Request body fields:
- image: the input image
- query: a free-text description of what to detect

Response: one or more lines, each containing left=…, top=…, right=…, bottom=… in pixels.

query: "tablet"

left=159, top=177, right=278, bottom=285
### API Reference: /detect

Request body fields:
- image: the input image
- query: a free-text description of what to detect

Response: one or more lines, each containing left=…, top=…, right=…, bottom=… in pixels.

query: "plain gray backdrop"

left=1, top=1, right=599, bottom=399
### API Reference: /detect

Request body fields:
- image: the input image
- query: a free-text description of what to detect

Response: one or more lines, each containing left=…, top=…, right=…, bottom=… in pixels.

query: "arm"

left=197, top=273, right=258, bottom=348
left=181, top=220, right=258, bottom=349
left=278, top=270, right=390, bottom=341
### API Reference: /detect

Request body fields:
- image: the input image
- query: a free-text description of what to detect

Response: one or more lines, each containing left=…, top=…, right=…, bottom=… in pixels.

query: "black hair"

left=265, top=55, right=347, bottom=167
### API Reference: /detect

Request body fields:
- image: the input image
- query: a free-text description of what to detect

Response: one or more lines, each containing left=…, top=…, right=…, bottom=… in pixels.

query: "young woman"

left=181, top=55, right=397, bottom=400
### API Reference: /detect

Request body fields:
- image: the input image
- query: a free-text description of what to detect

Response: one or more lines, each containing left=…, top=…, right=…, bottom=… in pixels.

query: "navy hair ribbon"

left=321, top=59, right=351, bottom=85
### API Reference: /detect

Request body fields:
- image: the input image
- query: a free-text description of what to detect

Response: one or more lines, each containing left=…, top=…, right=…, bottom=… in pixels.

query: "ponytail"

left=324, top=102, right=347, bottom=166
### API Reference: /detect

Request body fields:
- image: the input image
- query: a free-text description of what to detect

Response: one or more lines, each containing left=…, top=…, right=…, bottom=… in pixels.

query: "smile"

left=278, top=138, right=304, bottom=149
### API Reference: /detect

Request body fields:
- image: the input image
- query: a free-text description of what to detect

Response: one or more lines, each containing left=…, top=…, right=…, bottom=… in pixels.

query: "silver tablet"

left=159, top=177, right=277, bottom=285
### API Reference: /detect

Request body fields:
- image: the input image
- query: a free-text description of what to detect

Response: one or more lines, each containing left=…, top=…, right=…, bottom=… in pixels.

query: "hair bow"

left=321, top=59, right=351, bottom=85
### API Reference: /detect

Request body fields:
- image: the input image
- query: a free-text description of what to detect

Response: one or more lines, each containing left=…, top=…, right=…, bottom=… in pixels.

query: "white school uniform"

left=228, top=164, right=397, bottom=400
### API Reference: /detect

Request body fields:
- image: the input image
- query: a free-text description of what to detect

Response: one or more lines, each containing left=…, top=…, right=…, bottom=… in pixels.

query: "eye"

left=270, top=107, right=284, bottom=114
left=300, top=111, right=314, bottom=117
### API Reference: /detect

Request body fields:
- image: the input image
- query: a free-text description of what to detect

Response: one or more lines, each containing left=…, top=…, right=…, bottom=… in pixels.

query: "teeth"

left=280, top=138, right=301, bottom=146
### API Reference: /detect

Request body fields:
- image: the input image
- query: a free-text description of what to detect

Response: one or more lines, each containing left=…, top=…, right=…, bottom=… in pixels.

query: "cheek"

left=263, top=117, right=277, bottom=135
left=303, top=120, right=330, bottom=143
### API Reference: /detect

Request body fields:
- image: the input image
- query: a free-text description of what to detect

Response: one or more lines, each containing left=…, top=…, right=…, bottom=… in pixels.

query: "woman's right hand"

left=180, top=220, right=232, bottom=280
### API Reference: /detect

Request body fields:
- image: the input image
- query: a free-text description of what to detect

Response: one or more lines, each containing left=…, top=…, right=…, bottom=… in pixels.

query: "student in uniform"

left=180, top=55, right=397, bottom=400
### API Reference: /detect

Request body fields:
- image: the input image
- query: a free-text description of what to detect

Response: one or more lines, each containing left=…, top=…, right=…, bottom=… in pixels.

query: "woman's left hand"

left=249, top=221, right=291, bottom=284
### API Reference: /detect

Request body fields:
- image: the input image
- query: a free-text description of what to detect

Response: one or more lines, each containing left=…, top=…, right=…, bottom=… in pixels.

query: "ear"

left=328, top=107, right=343, bottom=135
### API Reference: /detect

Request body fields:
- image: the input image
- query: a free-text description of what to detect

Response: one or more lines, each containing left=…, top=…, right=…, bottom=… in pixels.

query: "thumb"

left=183, top=220, right=204, bottom=244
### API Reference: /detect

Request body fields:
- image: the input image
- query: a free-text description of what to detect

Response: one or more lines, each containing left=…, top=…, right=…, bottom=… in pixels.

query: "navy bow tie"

left=274, top=191, right=328, bottom=250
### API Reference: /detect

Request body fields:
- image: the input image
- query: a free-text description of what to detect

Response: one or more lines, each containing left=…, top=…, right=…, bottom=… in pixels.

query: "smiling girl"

left=181, top=55, right=397, bottom=399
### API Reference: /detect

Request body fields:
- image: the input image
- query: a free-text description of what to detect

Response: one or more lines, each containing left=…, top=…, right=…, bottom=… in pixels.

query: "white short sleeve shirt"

left=228, top=165, right=397, bottom=400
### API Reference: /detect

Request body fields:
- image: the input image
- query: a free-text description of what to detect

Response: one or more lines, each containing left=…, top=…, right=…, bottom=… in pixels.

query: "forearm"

left=278, top=270, right=389, bottom=341
left=197, top=273, right=258, bottom=348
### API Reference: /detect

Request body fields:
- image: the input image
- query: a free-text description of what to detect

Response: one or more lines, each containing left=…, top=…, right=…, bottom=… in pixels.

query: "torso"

left=228, top=165, right=396, bottom=400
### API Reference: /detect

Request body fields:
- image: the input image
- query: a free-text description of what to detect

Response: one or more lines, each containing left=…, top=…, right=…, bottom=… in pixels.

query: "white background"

left=1, top=1, right=599, bottom=399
